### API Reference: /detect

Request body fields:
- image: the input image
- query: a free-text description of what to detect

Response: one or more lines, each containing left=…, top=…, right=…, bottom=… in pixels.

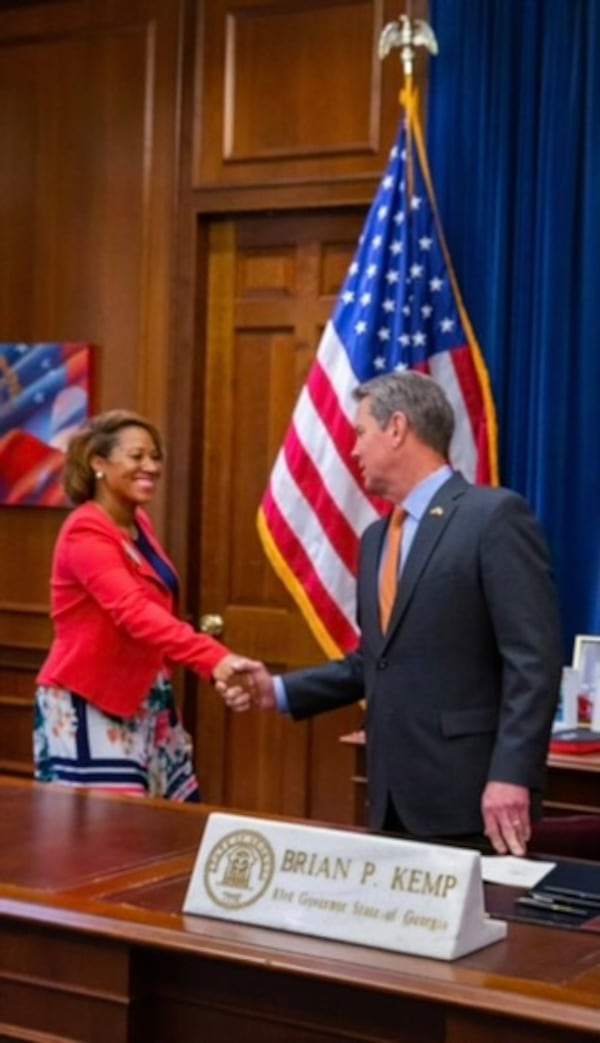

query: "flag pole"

left=378, top=14, right=438, bottom=197
left=378, top=14, right=499, bottom=485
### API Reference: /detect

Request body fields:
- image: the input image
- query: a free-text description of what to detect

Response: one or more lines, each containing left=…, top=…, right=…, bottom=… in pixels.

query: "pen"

left=531, top=889, right=600, bottom=911
left=516, top=896, right=589, bottom=917
left=541, top=885, right=600, bottom=908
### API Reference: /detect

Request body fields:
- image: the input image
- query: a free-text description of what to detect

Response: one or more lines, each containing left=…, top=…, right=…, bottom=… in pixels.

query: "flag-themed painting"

left=0, top=342, right=93, bottom=507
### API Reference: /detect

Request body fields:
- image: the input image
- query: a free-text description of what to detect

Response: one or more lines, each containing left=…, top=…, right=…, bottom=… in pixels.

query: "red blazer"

left=37, top=501, right=229, bottom=716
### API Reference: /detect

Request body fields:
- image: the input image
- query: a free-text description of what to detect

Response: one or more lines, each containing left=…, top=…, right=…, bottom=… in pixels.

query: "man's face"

left=351, top=398, right=396, bottom=497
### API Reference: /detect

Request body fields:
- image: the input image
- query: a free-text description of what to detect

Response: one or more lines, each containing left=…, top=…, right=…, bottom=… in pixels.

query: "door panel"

left=196, top=211, right=365, bottom=823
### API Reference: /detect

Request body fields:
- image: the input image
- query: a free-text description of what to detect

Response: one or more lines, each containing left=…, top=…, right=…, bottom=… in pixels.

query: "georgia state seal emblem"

left=203, top=829, right=275, bottom=909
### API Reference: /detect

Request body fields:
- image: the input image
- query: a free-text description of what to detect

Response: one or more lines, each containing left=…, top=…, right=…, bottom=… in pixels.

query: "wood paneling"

left=192, top=0, right=429, bottom=209
left=0, top=0, right=185, bottom=776
left=0, top=0, right=185, bottom=527
left=221, top=2, right=377, bottom=160
left=0, top=693, right=35, bottom=778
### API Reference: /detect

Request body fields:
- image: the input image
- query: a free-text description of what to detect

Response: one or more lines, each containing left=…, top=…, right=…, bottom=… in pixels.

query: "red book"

left=549, top=728, right=600, bottom=755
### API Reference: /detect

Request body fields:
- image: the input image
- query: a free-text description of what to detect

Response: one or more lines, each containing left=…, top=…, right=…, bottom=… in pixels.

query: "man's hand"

left=215, top=658, right=276, bottom=712
left=481, top=781, right=531, bottom=855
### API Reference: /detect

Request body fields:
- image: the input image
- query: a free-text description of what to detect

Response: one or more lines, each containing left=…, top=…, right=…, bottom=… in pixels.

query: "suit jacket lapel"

left=381, top=473, right=467, bottom=646
left=120, top=537, right=160, bottom=584
left=82, top=502, right=171, bottom=591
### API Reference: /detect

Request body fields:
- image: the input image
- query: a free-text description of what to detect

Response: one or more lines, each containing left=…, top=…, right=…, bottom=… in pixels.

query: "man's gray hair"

left=353, top=371, right=455, bottom=457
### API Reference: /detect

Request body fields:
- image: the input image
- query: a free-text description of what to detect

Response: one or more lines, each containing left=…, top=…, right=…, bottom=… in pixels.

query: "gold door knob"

left=198, top=613, right=224, bottom=637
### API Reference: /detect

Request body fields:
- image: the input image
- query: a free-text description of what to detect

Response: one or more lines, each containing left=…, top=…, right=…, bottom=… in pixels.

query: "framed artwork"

left=572, top=634, right=600, bottom=726
left=0, top=342, right=93, bottom=507
left=552, top=665, right=580, bottom=732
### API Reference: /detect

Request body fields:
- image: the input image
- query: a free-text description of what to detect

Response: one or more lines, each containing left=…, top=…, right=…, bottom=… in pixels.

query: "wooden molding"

left=193, top=0, right=429, bottom=190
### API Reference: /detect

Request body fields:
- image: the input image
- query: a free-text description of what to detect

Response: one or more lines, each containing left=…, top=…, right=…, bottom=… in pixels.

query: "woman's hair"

left=63, top=409, right=163, bottom=505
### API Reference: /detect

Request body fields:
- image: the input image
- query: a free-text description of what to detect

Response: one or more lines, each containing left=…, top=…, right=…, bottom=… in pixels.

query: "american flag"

left=257, top=93, right=498, bottom=657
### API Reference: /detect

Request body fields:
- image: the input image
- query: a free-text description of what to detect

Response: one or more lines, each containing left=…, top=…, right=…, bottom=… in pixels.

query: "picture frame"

left=572, top=634, right=600, bottom=727
left=552, top=665, right=580, bottom=732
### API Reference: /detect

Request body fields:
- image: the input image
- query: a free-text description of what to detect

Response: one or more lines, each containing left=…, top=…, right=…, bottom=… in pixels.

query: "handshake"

left=212, top=655, right=276, bottom=712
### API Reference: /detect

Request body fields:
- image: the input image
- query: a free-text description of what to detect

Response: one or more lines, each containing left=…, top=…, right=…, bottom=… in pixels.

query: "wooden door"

left=194, top=211, right=364, bottom=825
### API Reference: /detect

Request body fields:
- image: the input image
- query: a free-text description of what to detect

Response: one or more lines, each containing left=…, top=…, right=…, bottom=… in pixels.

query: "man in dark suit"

left=222, top=371, right=563, bottom=855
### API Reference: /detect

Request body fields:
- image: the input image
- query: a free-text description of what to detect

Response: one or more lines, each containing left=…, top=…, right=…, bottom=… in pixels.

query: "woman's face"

left=94, top=425, right=162, bottom=509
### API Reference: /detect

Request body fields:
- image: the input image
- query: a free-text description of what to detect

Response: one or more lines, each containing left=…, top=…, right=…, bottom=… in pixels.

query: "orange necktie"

left=379, top=507, right=405, bottom=632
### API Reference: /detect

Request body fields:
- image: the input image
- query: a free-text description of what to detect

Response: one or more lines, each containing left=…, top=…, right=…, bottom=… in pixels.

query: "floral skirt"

left=33, top=674, right=200, bottom=802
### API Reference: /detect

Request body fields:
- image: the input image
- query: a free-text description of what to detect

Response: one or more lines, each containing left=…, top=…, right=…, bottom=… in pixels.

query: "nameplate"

left=183, top=813, right=506, bottom=961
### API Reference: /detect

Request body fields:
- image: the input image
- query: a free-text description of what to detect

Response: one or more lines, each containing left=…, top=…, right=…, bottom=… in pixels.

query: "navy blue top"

left=133, top=525, right=179, bottom=601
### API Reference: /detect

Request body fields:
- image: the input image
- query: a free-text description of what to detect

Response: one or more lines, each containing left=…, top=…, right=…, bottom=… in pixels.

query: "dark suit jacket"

left=283, top=473, right=563, bottom=837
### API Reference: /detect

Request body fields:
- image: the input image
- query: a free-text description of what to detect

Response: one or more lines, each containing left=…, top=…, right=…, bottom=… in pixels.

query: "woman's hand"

left=212, top=654, right=261, bottom=701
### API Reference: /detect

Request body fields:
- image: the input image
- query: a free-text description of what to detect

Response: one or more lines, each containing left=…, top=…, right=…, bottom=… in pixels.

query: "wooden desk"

left=545, top=749, right=600, bottom=814
left=341, top=730, right=600, bottom=825
left=1, top=778, right=600, bottom=1043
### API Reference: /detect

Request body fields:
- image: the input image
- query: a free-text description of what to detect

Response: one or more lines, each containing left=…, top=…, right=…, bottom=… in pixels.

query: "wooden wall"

left=0, top=0, right=428, bottom=824
left=0, top=0, right=185, bottom=774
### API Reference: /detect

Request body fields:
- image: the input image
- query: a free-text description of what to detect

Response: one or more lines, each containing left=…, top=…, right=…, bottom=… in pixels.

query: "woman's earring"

left=95, top=470, right=104, bottom=480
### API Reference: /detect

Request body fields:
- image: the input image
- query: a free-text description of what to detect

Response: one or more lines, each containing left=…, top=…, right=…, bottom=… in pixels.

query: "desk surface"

left=1, top=777, right=600, bottom=1043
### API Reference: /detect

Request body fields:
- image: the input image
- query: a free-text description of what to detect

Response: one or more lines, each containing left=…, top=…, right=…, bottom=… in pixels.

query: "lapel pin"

left=429, top=506, right=444, bottom=516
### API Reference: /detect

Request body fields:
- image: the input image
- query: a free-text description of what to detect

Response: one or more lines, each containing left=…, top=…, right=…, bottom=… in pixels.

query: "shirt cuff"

left=273, top=675, right=290, bottom=713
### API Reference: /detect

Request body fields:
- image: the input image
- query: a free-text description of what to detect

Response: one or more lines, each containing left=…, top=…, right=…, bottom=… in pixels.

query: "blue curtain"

left=426, top=0, right=600, bottom=659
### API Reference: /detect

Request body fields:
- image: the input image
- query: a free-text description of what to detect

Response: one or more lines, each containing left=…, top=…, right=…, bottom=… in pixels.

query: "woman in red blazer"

left=35, top=409, right=253, bottom=801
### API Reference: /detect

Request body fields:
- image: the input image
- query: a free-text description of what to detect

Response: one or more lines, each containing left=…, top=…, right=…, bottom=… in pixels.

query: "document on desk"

left=481, top=856, right=556, bottom=888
